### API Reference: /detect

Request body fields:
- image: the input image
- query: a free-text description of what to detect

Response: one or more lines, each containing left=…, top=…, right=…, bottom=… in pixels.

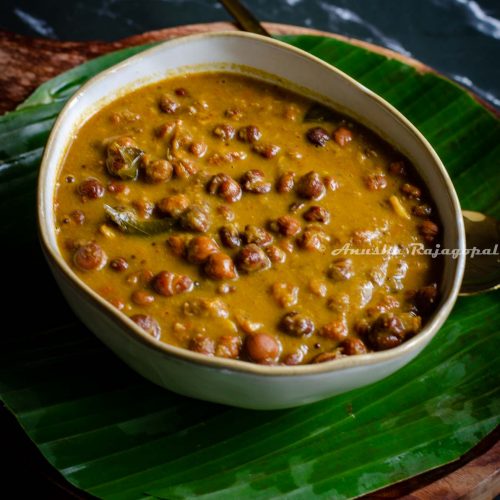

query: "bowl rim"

left=37, top=30, right=466, bottom=377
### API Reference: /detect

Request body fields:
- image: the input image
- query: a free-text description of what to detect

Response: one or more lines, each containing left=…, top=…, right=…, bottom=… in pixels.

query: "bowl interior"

left=38, top=32, right=465, bottom=374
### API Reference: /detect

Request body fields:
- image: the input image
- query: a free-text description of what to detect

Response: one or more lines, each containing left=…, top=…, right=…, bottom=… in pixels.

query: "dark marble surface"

left=0, top=0, right=499, bottom=110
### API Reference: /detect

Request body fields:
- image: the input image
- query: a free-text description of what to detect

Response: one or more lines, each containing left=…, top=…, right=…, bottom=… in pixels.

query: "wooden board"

left=0, top=21, right=498, bottom=499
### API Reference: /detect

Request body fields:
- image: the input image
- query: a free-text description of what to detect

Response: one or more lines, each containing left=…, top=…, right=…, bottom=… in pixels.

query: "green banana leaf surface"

left=0, top=34, right=499, bottom=499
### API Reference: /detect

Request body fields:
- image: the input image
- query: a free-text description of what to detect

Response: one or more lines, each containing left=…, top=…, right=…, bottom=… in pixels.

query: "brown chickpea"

left=157, top=194, right=190, bottom=218
left=276, top=171, right=296, bottom=193
left=279, top=312, right=315, bottom=337
left=172, top=158, right=198, bottom=179
left=333, top=126, right=353, bottom=146
left=341, top=338, right=368, bottom=355
left=354, top=319, right=372, bottom=337
left=78, top=178, right=105, bottom=200
left=225, top=107, right=243, bottom=120
left=131, top=290, right=155, bottom=306
left=64, top=239, right=80, bottom=251
left=166, top=234, right=189, bottom=257
left=242, top=225, right=274, bottom=247
left=282, top=351, right=304, bottom=365
left=216, top=205, right=235, bottom=222
left=252, top=143, right=281, bottom=159
left=183, top=297, right=229, bottom=318
left=132, top=198, right=154, bottom=219
left=219, top=224, right=242, bottom=249
left=271, top=282, right=299, bottom=308
left=419, top=220, right=439, bottom=242
left=306, top=127, right=330, bottom=147
left=237, top=125, right=262, bottom=143
left=213, top=124, right=236, bottom=141
left=130, top=314, right=161, bottom=339
left=296, top=171, right=326, bottom=200
left=73, top=242, right=107, bottom=271
left=159, top=95, right=180, bottom=114
left=327, top=293, right=350, bottom=312
left=132, top=197, right=155, bottom=219
left=156, top=121, right=177, bottom=138
left=366, top=295, right=400, bottom=317
left=153, top=271, right=194, bottom=296
left=215, top=335, right=242, bottom=359
left=389, top=160, right=406, bottom=176
left=367, top=313, right=406, bottom=350
left=126, top=269, right=154, bottom=287
left=303, top=206, right=330, bottom=224
left=189, top=141, right=208, bottom=158
left=265, top=245, right=287, bottom=264
left=240, top=169, right=272, bottom=194
left=276, top=215, right=301, bottom=237
left=364, top=173, right=388, bottom=191
left=180, top=205, right=211, bottom=233
left=110, top=257, right=128, bottom=272
left=413, top=283, right=438, bottom=313
left=319, top=321, right=348, bottom=341
left=400, top=183, right=421, bottom=199
left=235, top=244, right=271, bottom=273
left=189, top=334, right=216, bottom=356
left=218, top=178, right=241, bottom=203
left=327, top=258, right=354, bottom=281
left=207, top=173, right=242, bottom=203
left=245, top=333, right=280, bottom=364
left=297, top=227, right=330, bottom=252
left=204, top=252, right=238, bottom=280
left=352, top=229, right=380, bottom=247
left=143, top=159, right=173, bottom=183
left=70, top=210, right=86, bottom=225
left=187, top=236, right=219, bottom=263
left=207, top=176, right=231, bottom=194
left=323, top=175, right=339, bottom=191
left=413, top=204, right=432, bottom=217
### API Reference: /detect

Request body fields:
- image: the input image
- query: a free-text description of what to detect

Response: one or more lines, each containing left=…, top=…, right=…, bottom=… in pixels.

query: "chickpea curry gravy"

left=55, top=71, right=441, bottom=366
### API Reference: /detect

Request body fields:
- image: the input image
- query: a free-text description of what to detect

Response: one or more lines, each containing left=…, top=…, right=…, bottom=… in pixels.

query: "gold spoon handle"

left=460, top=210, right=500, bottom=295
left=219, top=0, right=272, bottom=37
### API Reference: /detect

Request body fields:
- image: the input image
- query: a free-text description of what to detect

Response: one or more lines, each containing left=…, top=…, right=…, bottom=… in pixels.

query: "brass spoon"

left=460, top=211, right=500, bottom=295
left=219, top=0, right=500, bottom=296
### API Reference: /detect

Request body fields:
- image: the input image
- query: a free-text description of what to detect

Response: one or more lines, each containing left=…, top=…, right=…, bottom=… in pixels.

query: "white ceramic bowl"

left=38, top=32, right=465, bottom=409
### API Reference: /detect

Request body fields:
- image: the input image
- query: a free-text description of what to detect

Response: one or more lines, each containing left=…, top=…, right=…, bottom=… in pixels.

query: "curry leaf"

left=104, top=204, right=175, bottom=235
left=106, top=144, right=144, bottom=180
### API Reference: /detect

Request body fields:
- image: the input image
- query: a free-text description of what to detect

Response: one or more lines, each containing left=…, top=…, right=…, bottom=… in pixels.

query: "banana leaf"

left=0, top=35, right=499, bottom=499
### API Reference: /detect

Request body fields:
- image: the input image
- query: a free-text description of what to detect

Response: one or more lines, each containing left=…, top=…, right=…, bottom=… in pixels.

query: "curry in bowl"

left=55, top=71, right=440, bottom=366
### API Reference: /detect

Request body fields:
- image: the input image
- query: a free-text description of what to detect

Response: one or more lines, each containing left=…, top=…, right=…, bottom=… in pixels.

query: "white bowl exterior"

left=39, top=33, right=465, bottom=409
